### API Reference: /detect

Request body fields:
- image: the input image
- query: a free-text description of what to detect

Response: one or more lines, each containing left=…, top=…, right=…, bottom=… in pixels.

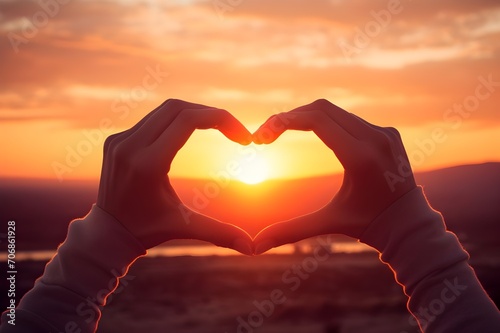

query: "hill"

left=0, top=163, right=499, bottom=253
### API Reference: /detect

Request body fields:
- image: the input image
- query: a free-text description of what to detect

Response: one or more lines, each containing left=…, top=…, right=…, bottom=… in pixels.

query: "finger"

left=253, top=113, right=290, bottom=144
left=253, top=110, right=357, bottom=165
left=100, top=100, right=214, bottom=187
left=99, top=100, right=176, bottom=201
left=254, top=99, right=378, bottom=144
left=314, top=100, right=374, bottom=140
left=350, top=113, right=383, bottom=132
left=104, top=99, right=174, bottom=150
left=124, top=99, right=172, bottom=134
left=253, top=209, right=334, bottom=255
left=180, top=211, right=254, bottom=255
left=127, top=99, right=215, bottom=146
left=154, top=108, right=252, bottom=167
left=254, top=110, right=350, bottom=145
left=350, top=113, right=412, bottom=166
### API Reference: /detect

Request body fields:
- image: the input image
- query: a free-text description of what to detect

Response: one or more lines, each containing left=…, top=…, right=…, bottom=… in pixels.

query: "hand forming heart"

left=97, top=99, right=416, bottom=255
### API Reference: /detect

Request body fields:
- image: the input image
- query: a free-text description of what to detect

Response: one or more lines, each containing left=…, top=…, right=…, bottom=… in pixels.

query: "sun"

left=236, top=154, right=270, bottom=185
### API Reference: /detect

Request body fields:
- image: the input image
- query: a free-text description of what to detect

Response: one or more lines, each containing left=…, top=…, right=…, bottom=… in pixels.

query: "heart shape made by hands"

left=170, top=137, right=342, bottom=238
left=99, top=99, right=416, bottom=255
left=172, top=102, right=415, bottom=255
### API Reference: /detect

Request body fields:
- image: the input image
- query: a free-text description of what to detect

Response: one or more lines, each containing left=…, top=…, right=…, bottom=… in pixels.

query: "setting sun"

left=2, top=1, right=500, bottom=332
left=236, top=154, right=270, bottom=185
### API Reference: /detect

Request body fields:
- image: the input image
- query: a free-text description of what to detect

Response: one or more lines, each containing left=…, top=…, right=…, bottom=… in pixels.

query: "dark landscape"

left=1, top=162, right=499, bottom=332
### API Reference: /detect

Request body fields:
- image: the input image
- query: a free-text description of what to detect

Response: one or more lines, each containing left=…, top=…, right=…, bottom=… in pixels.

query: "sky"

left=1, top=0, right=499, bottom=182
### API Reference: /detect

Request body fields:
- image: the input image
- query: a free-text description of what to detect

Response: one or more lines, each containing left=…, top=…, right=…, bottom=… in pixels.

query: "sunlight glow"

left=236, top=154, right=270, bottom=185
left=1, top=1, right=500, bottom=180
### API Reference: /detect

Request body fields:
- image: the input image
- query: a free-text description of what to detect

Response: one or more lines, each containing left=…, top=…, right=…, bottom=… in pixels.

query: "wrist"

left=359, top=187, right=468, bottom=294
left=14, top=205, right=147, bottom=332
left=39, top=205, right=146, bottom=304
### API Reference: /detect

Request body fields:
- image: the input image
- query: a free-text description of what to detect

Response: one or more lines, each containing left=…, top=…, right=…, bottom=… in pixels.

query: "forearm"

left=360, top=187, right=500, bottom=332
left=0, top=206, right=146, bottom=333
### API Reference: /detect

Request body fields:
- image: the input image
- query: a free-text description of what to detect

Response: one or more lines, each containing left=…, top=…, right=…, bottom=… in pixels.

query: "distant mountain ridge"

left=415, top=162, right=500, bottom=248
left=0, top=162, right=499, bottom=252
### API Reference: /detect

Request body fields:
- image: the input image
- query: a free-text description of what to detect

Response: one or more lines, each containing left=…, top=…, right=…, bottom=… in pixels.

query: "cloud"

left=0, top=0, right=498, bottom=131
left=224, top=0, right=500, bottom=24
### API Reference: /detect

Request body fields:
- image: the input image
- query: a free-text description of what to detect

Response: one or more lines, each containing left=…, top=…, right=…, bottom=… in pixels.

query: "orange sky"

left=1, top=0, right=499, bottom=182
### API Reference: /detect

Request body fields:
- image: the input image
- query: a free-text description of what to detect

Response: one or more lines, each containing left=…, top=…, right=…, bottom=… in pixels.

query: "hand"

left=252, top=99, right=417, bottom=254
left=96, top=99, right=254, bottom=254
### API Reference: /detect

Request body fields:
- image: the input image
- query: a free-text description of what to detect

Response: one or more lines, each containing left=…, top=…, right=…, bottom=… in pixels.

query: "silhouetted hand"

left=252, top=99, right=417, bottom=254
left=96, top=99, right=253, bottom=254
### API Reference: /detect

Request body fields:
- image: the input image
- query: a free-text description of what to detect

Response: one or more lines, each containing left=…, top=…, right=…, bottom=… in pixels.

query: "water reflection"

left=1, top=242, right=372, bottom=262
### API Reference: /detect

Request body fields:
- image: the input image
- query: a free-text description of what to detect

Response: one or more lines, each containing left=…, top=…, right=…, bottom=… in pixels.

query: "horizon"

left=1, top=2, right=500, bottom=331
left=0, top=160, right=498, bottom=183
left=2, top=161, right=499, bottom=240
left=1, top=1, right=500, bottom=182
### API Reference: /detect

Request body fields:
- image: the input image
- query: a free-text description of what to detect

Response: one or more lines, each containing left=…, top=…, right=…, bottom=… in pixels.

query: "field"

left=1, top=163, right=499, bottom=332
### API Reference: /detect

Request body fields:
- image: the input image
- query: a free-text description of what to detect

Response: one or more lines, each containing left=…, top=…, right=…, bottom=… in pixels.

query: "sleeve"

left=359, top=186, right=500, bottom=332
left=0, top=205, right=146, bottom=333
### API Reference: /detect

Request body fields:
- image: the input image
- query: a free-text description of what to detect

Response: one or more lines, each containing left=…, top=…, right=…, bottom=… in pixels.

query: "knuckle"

left=103, top=132, right=122, bottom=154
left=164, top=98, right=183, bottom=110
left=307, top=109, right=327, bottom=128
left=165, top=98, right=180, bottom=104
left=113, top=141, right=132, bottom=164
left=214, top=108, right=230, bottom=119
left=374, top=131, right=394, bottom=152
left=385, top=126, right=401, bottom=139
left=269, top=112, right=289, bottom=128
left=369, top=127, right=405, bottom=160
left=176, top=108, right=196, bottom=126
left=375, top=127, right=403, bottom=152
left=312, top=98, right=332, bottom=109
left=217, top=109, right=232, bottom=126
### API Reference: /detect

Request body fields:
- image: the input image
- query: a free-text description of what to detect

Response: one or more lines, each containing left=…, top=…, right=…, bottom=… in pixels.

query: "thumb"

left=253, top=209, right=333, bottom=255
left=180, top=211, right=254, bottom=256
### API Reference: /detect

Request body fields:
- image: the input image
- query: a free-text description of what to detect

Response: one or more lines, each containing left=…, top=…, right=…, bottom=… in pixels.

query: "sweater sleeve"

left=0, top=205, right=146, bottom=333
left=360, top=186, right=500, bottom=332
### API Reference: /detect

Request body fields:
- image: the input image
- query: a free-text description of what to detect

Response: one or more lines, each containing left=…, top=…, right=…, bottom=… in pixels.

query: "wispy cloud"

left=0, top=0, right=499, bottom=128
